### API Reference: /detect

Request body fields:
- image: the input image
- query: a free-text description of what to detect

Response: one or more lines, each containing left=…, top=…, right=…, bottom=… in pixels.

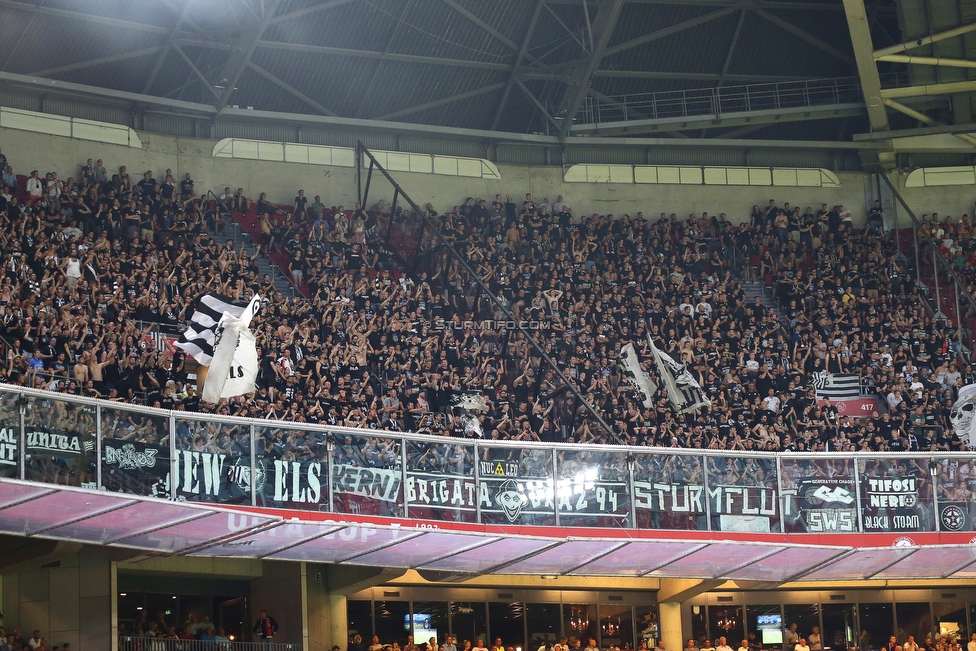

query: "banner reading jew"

left=858, top=459, right=935, bottom=532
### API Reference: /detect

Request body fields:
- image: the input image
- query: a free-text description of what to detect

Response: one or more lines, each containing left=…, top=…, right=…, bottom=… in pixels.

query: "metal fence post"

left=250, top=423, right=257, bottom=506
left=96, top=405, right=102, bottom=490
left=169, top=413, right=178, bottom=499
left=474, top=440, right=482, bottom=523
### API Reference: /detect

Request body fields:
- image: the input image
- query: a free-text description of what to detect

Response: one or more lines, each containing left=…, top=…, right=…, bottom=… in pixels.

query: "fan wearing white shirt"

left=716, top=638, right=733, bottom=651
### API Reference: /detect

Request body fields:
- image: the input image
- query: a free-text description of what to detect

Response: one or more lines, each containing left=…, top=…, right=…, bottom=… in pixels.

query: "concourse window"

left=490, top=602, right=526, bottom=650
left=895, top=603, right=932, bottom=647
left=375, top=601, right=411, bottom=646
left=820, top=604, right=855, bottom=651
left=349, top=600, right=374, bottom=642
left=856, top=603, right=893, bottom=651
left=599, top=605, right=634, bottom=650
left=564, top=604, right=598, bottom=647
left=708, top=606, right=744, bottom=648
left=932, top=602, right=966, bottom=641
left=451, top=602, right=489, bottom=647
left=527, top=604, right=562, bottom=647
left=783, top=604, right=821, bottom=648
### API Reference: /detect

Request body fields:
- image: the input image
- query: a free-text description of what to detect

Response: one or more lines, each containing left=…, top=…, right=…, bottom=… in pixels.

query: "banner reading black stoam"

left=858, top=459, right=935, bottom=532
left=101, top=440, right=170, bottom=498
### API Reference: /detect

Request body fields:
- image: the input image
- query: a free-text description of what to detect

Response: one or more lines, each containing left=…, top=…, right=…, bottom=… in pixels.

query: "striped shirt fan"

left=175, top=293, right=252, bottom=365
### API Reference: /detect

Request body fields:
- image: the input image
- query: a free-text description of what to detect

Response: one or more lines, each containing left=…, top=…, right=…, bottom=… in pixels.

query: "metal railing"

left=576, top=73, right=910, bottom=126
left=0, top=384, right=973, bottom=536
left=119, top=636, right=298, bottom=651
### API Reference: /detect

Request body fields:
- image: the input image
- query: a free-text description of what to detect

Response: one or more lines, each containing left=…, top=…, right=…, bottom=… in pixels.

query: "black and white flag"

left=810, top=372, right=862, bottom=399
left=619, top=343, right=656, bottom=408
left=201, top=294, right=261, bottom=403
left=175, top=293, right=252, bottom=365
left=648, top=336, right=710, bottom=414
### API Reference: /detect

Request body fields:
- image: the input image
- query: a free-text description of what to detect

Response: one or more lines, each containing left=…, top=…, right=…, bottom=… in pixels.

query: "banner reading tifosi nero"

left=781, top=458, right=857, bottom=533
left=858, top=458, right=935, bottom=532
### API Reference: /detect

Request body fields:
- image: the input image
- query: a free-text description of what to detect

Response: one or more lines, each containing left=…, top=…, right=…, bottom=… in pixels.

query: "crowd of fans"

left=0, top=145, right=969, bottom=456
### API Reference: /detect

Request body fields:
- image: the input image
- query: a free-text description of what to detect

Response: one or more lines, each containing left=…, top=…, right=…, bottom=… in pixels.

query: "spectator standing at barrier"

left=253, top=609, right=279, bottom=644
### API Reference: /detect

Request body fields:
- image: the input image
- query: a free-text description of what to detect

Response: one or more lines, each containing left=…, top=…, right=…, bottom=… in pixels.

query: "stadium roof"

left=0, top=0, right=918, bottom=145
left=4, top=479, right=976, bottom=583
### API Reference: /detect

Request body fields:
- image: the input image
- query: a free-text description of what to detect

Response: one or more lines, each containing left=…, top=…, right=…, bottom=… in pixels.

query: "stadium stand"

left=0, top=147, right=966, bottom=453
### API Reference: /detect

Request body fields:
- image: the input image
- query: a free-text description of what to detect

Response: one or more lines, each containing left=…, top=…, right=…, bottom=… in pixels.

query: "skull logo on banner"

left=951, top=383, right=976, bottom=451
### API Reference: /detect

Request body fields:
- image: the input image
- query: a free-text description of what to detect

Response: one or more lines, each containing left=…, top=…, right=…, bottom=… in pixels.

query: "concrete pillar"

left=250, top=561, right=308, bottom=650
left=1, top=546, right=115, bottom=651
left=660, top=602, right=683, bottom=651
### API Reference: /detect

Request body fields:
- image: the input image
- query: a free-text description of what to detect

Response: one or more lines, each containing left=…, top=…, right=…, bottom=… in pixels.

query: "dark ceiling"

left=0, top=0, right=905, bottom=141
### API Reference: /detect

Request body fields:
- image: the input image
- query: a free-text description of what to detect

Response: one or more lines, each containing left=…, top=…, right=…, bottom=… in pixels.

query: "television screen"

left=405, top=614, right=437, bottom=644
left=756, top=615, right=783, bottom=646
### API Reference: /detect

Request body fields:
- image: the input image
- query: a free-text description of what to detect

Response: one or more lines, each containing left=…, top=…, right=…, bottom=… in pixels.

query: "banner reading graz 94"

left=858, top=459, right=935, bottom=532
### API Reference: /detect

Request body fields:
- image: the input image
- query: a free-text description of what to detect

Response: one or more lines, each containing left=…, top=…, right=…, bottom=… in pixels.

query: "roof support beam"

left=267, top=0, right=358, bottom=24
left=30, top=47, right=164, bottom=78
left=213, top=0, right=283, bottom=112
left=171, top=43, right=222, bottom=101
left=555, top=0, right=626, bottom=139
left=144, top=0, right=199, bottom=95
left=245, top=60, right=336, bottom=116
left=753, top=8, right=855, bottom=65
left=548, top=0, right=850, bottom=8
left=840, top=0, right=888, bottom=132
left=718, top=10, right=746, bottom=84
left=254, top=41, right=510, bottom=71
left=874, top=21, right=976, bottom=58
left=876, top=54, right=976, bottom=69
left=602, top=7, right=738, bottom=57
left=377, top=82, right=506, bottom=120
left=882, top=79, right=976, bottom=99
left=882, top=98, right=976, bottom=147
left=513, top=77, right=561, bottom=129
left=438, top=0, right=518, bottom=50
left=492, top=0, right=544, bottom=130
left=0, top=0, right=172, bottom=35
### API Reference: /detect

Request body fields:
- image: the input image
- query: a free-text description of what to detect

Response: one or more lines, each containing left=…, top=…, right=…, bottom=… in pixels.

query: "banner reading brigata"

left=858, top=459, right=935, bottom=532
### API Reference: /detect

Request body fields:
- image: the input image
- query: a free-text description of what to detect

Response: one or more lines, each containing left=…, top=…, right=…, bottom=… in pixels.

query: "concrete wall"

left=0, top=125, right=940, bottom=227
left=1, top=547, right=115, bottom=651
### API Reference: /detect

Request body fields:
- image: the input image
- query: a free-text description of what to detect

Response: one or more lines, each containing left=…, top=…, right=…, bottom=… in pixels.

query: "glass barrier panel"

left=706, top=455, right=781, bottom=533
left=478, top=444, right=554, bottom=526
left=780, top=457, right=856, bottom=533
left=0, top=392, right=20, bottom=478
left=405, top=439, right=478, bottom=523
left=555, top=449, right=631, bottom=528
left=256, top=424, right=329, bottom=510
left=633, top=452, right=706, bottom=530
left=100, top=405, right=171, bottom=498
left=934, top=458, right=976, bottom=532
left=332, top=432, right=403, bottom=517
left=173, top=417, right=251, bottom=504
left=23, top=395, right=96, bottom=487
left=857, top=458, right=935, bottom=533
